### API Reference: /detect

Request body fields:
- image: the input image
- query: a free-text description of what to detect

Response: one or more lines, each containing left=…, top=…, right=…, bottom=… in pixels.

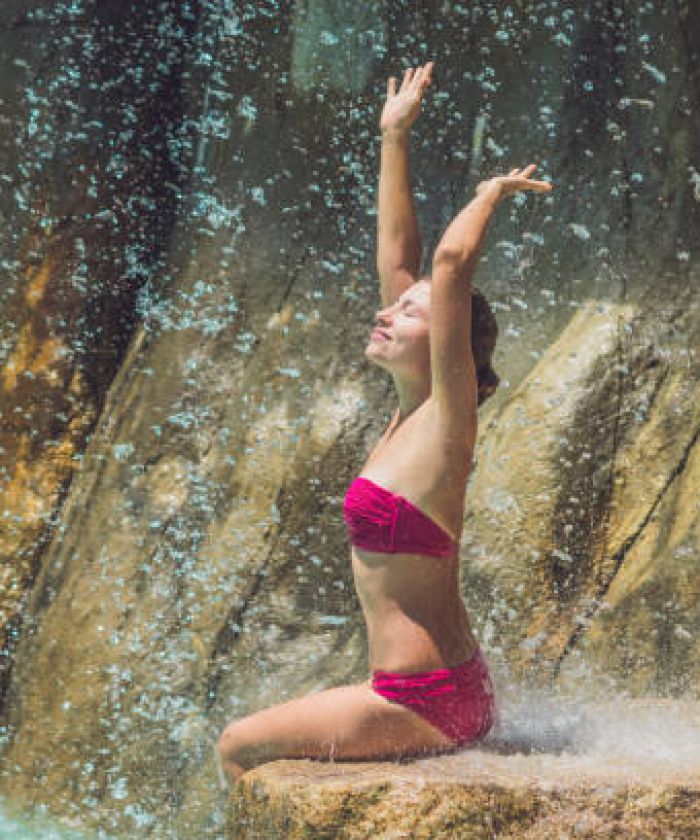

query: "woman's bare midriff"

left=352, top=545, right=478, bottom=673
left=352, top=399, right=479, bottom=673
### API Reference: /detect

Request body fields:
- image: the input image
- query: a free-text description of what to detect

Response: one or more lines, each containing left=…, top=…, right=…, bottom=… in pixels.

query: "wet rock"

left=291, top=0, right=386, bottom=95
left=0, top=0, right=199, bottom=704
left=228, top=736, right=700, bottom=839
left=465, top=287, right=700, bottom=697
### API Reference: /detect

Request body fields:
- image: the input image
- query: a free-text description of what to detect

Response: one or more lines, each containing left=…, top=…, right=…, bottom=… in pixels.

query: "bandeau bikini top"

left=343, top=475, right=459, bottom=558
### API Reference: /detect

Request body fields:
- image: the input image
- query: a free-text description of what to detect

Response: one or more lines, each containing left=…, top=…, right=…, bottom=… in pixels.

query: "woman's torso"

left=350, top=397, right=479, bottom=673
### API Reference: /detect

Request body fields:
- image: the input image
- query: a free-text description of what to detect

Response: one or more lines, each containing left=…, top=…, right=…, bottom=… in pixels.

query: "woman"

left=217, top=60, right=552, bottom=784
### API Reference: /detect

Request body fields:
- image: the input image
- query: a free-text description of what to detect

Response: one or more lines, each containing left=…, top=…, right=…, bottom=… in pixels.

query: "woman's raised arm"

left=376, top=63, right=433, bottom=308
left=429, top=166, right=553, bottom=423
left=432, top=165, right=552, bottom=276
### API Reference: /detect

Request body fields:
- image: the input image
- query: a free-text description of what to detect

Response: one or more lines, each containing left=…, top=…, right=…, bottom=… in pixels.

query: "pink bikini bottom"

left=371, top=646, right=497, bottom=746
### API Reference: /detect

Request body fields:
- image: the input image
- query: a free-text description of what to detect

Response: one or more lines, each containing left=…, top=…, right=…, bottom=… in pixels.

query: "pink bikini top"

left=343, top=475, right=459, bottom=558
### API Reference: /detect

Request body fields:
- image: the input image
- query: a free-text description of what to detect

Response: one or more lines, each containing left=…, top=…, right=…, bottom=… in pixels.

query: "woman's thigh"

left=217, top=679, right=457, bottom=769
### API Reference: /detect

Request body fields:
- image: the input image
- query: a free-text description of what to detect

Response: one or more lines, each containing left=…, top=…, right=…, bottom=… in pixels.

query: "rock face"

left=465, top=285, right=700, bottom=698
left=0, top=2, right=699, bottom=839
left=232, top=764, right=700, bottom=840
left=229, top=702, right=700, bottom=840
left=0, top=0, right=199, bottom=703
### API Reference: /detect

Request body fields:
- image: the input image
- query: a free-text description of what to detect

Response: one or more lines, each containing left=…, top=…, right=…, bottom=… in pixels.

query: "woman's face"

left=364, top=279, right=431, bottom=376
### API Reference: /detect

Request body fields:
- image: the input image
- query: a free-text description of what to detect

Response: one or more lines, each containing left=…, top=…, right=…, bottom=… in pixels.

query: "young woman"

left=217, top=60, right=552, bottom=784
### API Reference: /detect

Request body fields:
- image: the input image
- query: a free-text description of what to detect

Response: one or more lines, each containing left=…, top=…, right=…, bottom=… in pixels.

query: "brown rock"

left=465, top=289, right=700, bottom=697
left=228, top=731, right=700, bottom=840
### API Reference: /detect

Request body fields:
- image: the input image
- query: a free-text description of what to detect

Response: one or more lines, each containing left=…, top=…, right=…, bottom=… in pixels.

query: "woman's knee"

left=218, top=719, right=246, bottom=756
left=216, top=727, right=251, bottom=785
left=217, top=717, right=271, bottom=771
left=216, top=721, right=247, bottom=769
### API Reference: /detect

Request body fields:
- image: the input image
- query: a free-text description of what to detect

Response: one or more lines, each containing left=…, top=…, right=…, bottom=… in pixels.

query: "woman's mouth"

left=371, top=329, right=390, bottom=341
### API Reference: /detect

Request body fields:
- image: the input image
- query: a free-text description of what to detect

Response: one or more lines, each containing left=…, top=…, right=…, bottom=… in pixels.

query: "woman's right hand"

left=379, top=61, right=434, bottom=134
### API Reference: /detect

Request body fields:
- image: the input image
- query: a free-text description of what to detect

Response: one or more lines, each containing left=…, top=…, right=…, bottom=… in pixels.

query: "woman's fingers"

left=396, top=62, right=433, bottom=95
left=417, top=62, right=434, bottom=89
left=387, top=77, right=397, bottom=97
left=503, top=164, right=552, bottom=190
left=518, top=164, right=550, bottom=191
left=490, top=164, right=553, bottom=198
left=516, top=178, right=552, bottom=192
left=400, top=67, right=414, bottom=91
left=508, top=165, right=535, bottom=175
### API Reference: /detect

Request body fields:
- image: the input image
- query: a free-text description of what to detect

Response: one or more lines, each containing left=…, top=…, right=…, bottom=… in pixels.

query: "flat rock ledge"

left=227, top=749, right=700, bottom=839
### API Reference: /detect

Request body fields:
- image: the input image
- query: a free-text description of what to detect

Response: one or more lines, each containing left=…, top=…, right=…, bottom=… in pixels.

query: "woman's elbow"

left=432, top=248, right=461, bottom=269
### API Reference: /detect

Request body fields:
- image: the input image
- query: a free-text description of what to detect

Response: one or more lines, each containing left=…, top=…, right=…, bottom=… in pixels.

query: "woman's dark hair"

left=471, top=284, right=500, bottom=407
left=421, top=275, right=500, bottom=407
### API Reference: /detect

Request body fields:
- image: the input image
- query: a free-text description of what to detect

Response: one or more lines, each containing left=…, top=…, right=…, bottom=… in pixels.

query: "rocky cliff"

left=0, top=2, right=698, bottom=837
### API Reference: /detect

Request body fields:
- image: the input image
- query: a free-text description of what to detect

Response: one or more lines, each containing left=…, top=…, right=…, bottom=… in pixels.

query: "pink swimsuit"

left=343, top=475, right=459, bottom=558
left=343, top=475, right=496, bottom=746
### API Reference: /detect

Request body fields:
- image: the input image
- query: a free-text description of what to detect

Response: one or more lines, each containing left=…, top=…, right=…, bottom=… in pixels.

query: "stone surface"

left=229, top=726, right=700, bottom=840
left=290, top=0, right=386, bottom=94
left=0, top=0, right=199, bottom=704
left=464, top=282, right=700, bottom=697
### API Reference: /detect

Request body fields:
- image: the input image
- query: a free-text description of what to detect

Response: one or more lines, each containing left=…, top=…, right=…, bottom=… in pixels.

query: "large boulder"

left=0, top=0, right=199, bottom=703
left=228, top=696, right=700, bottom=839
left=464, top=284, right=700, bottom=699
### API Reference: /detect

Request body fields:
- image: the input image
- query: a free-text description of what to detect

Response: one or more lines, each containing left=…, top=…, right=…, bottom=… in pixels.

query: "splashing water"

left=0, top=798, right=111, bottom=840
left=480, top=688, right=700, bottom=785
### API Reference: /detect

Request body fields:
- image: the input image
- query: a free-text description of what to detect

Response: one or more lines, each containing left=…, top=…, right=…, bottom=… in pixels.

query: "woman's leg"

left=216, top=678, right=458, bottom=784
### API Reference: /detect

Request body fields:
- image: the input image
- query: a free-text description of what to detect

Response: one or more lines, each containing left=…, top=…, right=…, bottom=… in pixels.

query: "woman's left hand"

left=476, top=164, right=553, bottom=200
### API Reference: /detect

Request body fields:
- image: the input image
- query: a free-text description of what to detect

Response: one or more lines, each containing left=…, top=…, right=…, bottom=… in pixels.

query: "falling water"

left=0, top=1, right=698, bottom=837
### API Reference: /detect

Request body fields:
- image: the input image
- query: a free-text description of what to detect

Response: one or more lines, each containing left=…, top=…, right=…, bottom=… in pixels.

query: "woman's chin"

left=364, top=343, right=384, bottom=365
left=365, top=347, right=392, bottom=372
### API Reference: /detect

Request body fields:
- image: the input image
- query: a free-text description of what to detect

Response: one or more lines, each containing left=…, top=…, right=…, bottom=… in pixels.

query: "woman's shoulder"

left=364, top=399, right=474, bottom=487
